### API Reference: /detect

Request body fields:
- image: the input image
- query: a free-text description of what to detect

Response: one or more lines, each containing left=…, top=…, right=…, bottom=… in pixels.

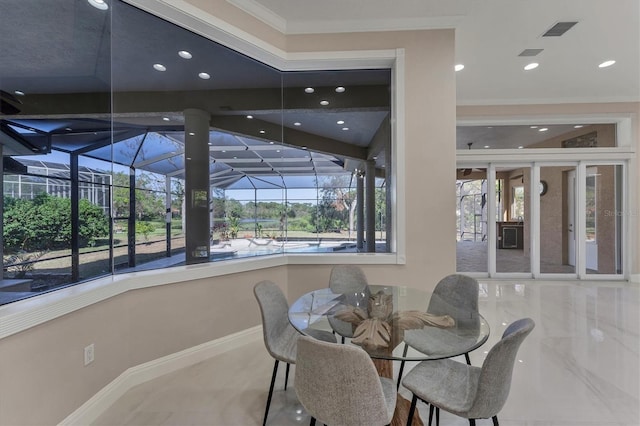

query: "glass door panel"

left=585, top=165, right=623, bottom=275
left=456, top=170, right=488, bottom=272
left=496, top=166, right=530, bottom=273
left=540, top=166, right=576, bottom=273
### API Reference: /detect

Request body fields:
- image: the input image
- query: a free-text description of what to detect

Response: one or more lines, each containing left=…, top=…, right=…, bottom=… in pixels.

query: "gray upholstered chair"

left=397, top=273, right=480, bottom=388
left=295, top=335, right=397, bottom=426
left=254, top=280, right=337, bottom=426
left=402, top=318, right=535, bottom=426
left=327, top=265, right=370, bottom=343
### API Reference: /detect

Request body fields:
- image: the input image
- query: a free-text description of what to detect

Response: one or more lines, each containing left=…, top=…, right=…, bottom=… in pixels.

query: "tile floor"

left=94, top=279, right=640, bottom=426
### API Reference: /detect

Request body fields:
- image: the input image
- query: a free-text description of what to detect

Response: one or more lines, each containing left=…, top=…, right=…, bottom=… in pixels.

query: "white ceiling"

left=233, top=0, right=640, bottom=106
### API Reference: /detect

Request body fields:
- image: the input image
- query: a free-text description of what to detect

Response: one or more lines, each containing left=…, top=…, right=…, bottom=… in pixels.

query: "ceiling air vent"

left=542, top=21, right=578, bottom=37
left=518, top=49, right=544, bottom=57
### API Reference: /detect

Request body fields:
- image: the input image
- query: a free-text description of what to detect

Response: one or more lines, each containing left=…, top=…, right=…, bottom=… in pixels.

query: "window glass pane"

left=586, top=165, right=623, bottom=274
left=496, top=167, right=530, bottom=273
left=540, top=166, right=576, bottom=273
left=456, top=170, right=488, bottom=272
left=457, top=124, right=616, bottom=149
left=1, top=0, right=112, bottom=304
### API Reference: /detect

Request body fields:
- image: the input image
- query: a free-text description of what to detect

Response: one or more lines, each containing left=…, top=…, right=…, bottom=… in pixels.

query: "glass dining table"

left=288, top=284, right=490, bottom=426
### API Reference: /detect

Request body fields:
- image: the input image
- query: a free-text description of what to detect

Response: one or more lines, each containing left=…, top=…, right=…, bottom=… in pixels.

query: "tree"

left=317, top=175, right=356, bottom=232
left=3, top=194, right=109, bottom=252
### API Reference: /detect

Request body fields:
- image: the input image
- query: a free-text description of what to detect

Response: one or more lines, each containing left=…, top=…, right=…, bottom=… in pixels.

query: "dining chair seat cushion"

left=403, top=327, right=479, bottom=358
left=402, top=358, right=481, bottom=416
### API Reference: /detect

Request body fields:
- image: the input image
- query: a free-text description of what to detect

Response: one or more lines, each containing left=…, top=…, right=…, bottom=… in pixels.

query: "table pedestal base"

left=373, top=358, right=423, bottom=426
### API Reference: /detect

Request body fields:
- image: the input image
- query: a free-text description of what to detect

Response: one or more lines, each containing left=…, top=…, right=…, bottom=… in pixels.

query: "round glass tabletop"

left=288, top=285, right=490, bottom=361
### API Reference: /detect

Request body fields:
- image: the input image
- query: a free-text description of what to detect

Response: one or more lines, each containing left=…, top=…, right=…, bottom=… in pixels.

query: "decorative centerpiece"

left=334, top=290, right=455, bottom=353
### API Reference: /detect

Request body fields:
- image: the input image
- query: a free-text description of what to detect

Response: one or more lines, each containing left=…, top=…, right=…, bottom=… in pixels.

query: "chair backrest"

left=469, top=317, right=535, bottom=418
left=328, top=265, right=369, bottom=294
left=428, top=274, right=480, bottom=331
left=428, top=273, right=479, bottom=315
left=253, top=280, right=292, bottom=358
left=295, top=336, right=393, bottom=426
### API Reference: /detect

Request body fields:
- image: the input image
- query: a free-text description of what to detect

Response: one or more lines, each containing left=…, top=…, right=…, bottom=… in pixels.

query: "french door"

left=456, top=161, right=626, bottom=279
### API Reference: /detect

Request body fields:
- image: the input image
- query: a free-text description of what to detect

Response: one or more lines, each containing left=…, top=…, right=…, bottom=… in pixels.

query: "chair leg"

left=464, top=352, right=471, bottom=365
left=469, top=419, right=476, bottom=426
left=492, top=415, right=499, bottom=426
left=341, top=336, right=345, bottom=344
left=262, top=360, right=279, bottom=426
left=397, top=343, right=409, bottom=389
left=428, top=404, right=434, bottom=426
left=309, top=417, right=316, bottom=426
left=406, top=394, right=417, bottom=426
left=284, top=363, right=290, bottom=390
left=435, top=407, right=440, bottom=426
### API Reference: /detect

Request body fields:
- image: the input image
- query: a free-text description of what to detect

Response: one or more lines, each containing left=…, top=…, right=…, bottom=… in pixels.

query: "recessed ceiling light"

left=294, top=122, right=301, bottom=126
left=246, top=115, right=253, bottom=119
left=335, top=86, right=346, bottom=93
left=598, top=60, right=616, bottom=68
left=304, top=87, right=314, bottom=94
left=518, top=146, right=524, bottom=149
left=454, top=64, right=465, bottom=72
left=178, top=50, right=192, bottom=59
left=233, top=156, right=237, bottom=159
left=373, top=156, right=378, bottom=160
left=539, top=127, right=548, bottom=132
left=88, top=0, right=108, bottom=10
left=574, top=125, right=584, bottom=128
left=320, top=100, right=329, bottom=106
left=222, top=150, right=226, bottom=153
left=14, top=90, right=25, bottom=96
left=302, top=146, right=307, bottom=150
left=484, top=145, right=490, bottom=149
left=65, top=127, right=73, bottom=131
left=198, top=72, right=210, bottom=80
left=188, top=132, right=195, bottom=136
left=208, top=142, right=212, bottom=145
left=162, top=117, right=170, bottom=121
left=337, top=120, right=345, bottom=125
left=269, top=141, right=274, bottom=145
left=342, top=127, right=349, bottom=131
left=153, top=63, right=167, bottom=72
left=524, top=62, right=539, bottom=71
left=530, top=125, right=538, bottom=129
left=259, top=130, right=265, bottom=134
left=276, top=150, right=281, bottom=153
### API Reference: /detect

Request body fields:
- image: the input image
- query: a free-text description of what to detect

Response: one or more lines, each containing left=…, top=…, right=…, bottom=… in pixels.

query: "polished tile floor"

left=94, top=280, right=640, bottom=426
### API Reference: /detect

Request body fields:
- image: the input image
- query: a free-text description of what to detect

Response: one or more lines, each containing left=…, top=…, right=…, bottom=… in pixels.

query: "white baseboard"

left=58, top=325, right=262, bottom=426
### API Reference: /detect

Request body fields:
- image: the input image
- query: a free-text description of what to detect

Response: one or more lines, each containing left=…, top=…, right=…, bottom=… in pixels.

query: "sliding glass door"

left=456, top=162, right=625, bottom=278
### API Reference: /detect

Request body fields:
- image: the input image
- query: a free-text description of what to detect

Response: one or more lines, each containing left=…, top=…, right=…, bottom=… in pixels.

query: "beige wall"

left=0, top=3, right=457, bottom=424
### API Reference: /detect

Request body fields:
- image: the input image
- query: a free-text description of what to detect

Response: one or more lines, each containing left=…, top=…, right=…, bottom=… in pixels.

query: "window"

left=0, top=0, right=392, bottom=305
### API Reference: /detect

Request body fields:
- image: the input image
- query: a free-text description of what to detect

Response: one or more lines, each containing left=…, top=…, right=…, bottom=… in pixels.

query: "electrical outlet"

left=84, top=343, right=95, bottom=366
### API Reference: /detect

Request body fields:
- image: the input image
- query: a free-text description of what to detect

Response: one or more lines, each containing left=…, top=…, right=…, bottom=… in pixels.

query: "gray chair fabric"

left=402, top=318, right=535, bottom=426
left=405, top=274, right=480, bottom=354
left=254, top=280, right=336, bottom=426
left=397, top=274, right=480, bottom=388
left=327, top=265, right=371, bottom=341
left=295, top=335, right=397, bottom=426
